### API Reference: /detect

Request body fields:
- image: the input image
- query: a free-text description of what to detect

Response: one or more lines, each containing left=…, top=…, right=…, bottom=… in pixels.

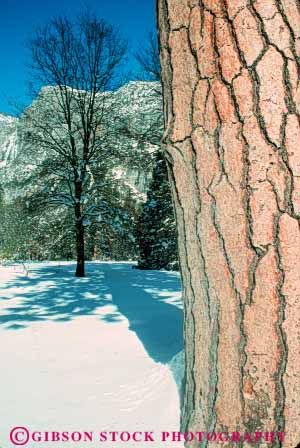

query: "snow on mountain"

left=0, top=81, right=162, bottom=202
left=0, top=113, right=19, bottom=167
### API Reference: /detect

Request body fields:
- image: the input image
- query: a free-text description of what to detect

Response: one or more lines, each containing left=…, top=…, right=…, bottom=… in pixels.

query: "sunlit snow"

left=0, top=262, right=184, bottom=448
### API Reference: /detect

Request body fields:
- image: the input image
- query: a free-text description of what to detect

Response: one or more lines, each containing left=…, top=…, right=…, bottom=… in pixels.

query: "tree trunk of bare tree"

left=157, top=1, right=300, bottom=446
left=75, top=180, right=85, bottom=277
left=75, top=216, right=85, bottom=277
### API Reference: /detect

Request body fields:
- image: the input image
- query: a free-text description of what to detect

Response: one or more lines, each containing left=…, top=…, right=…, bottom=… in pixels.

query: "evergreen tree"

left=133, top=31, right=178, bottom=271
left=136, top=150, right=177, bottom=270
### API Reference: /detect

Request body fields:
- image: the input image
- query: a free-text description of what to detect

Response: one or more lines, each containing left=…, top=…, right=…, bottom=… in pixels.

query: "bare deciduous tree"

left=25, top=11, right=127, bottom=277
left=135, top=30, right=161, bottom=82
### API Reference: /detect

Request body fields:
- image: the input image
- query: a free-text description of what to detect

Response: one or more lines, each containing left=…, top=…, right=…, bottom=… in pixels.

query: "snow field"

left=0, top=262, right=184, bottom=448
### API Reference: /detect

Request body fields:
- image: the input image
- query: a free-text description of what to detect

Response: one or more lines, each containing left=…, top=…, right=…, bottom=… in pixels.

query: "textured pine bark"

left=157, top=1, right=300, bottom=446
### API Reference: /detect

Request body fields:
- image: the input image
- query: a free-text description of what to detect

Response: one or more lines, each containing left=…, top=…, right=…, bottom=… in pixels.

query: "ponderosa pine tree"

left=157, top=0, right=300, bottom=446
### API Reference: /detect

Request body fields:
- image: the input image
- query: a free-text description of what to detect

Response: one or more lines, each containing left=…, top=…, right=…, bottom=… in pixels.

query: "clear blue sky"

left=0, top=0, right=156, bottom=115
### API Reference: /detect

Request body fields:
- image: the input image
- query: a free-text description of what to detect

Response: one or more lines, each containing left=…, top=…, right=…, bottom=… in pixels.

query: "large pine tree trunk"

left=157, top=1, right=300, bottom=446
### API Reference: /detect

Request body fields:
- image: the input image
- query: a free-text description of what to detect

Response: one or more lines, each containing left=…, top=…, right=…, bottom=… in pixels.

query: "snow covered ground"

left=0, top=262, right=184, bottom=448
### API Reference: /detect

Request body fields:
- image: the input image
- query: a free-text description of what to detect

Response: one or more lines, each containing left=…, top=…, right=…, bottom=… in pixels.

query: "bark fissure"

left=175, top=139, right=217, bottom=436
left=191, top=139, right=220, bottom=440
left=166, top=158, right=197, bottom=434
left=274, top=213, right=288, bottom=448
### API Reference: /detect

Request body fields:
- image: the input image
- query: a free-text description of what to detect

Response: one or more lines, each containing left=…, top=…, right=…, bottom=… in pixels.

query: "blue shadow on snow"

left=0, top=262, right=183, bottom=365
